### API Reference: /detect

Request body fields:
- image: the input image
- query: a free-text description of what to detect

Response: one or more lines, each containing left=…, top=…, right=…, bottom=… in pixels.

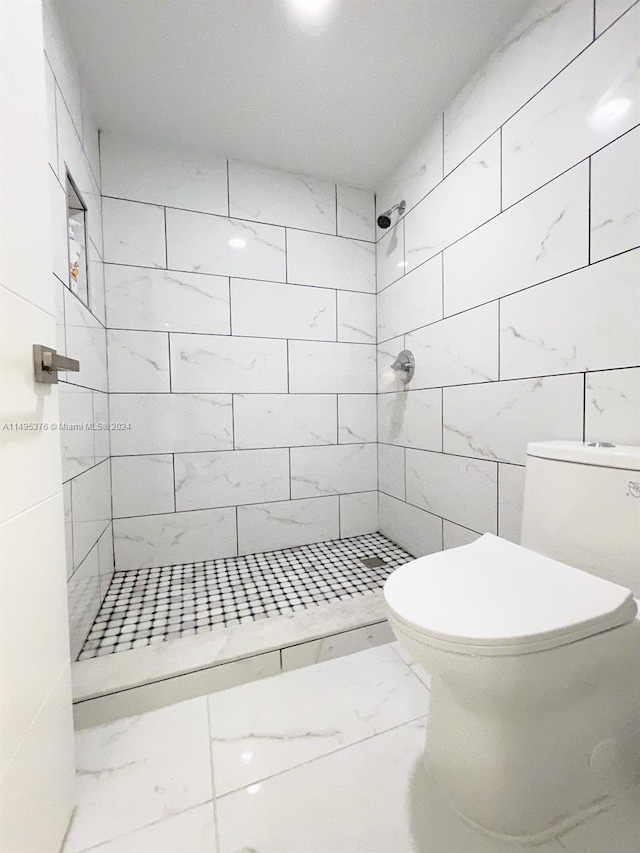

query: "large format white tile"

left=63, top=482, right=73, bottom=579
left=170, top=333, right=288, bottom=393
left=590, top=127, right=640, bottom=262
left=71, top=460, right=111, bottom=569
left=378, top=443, right=405, bottom=500
left=67, top=544, right=100, bottom=661
left=113, top=507, right=237, bottom=570
left=500, top=250, right=640, bottom=379
left=376, top=219, right=405, bottom=291
left=49, top=169, right=68, bottom=285
left=502, top=3, right=640, bottom=206
left=378, top=493, right=443, bottom=558
left=100, top=131, right=228, bottom=215
left=443, top=374, right=585, bottom=465
left=406, top=449, right=498, bottom=534
left=377, top=254, right=442, bottom=340
left=442, top=520, right=481, bottom=550
left=64, top=288, right=108, bottom=392
left=288, top=341, right=376, bottom=393
left=97, top=524, right=115, bottom=598
left=286, top=229, right=375, bottom=293
left=337, top=290, right=376, bottom=343
left=107, top=329, right=170, bottom=392
left=339, top=491, right=378, bottom=537
left=105, top=264, right=231, bottom=334
left=87, top=239, right=106, bottom=326
left=444, top=162, right=589, bottom=316
left=378, top=389, right=442, bottom=451
left=102, top=197, right=166, bottom=268
left=166, top=208, right=286, bottom=281
left=230, top=278, right=336, bottom=340
left=498, top=463, right=526, bottom=545
left=596, top=0, right=637, bottom=34
left=290, top=444, right=377, bottom=498
left=92, top=390, right=110, bottom=462
left=281, top=623, right=394, bottom=673
left=111, top=455, right=175, bottom=518
left=233, top=394, right=337, bottom=448
left=58, top=383, right=96, bottom=481
left=336, top=185, right=375, bottom=241
left=585, top=367, right=640, bottom=444
left=229, top=160, right=336, bottom=232
left=337, top=394, right=376, bottom=444
left=109, top=394, right=233, bottom=455
left=237, top=496, right=339, bottom=555
left=174, top=448, right=290, bottom=510
left=208, top=644, right=427, bottom=796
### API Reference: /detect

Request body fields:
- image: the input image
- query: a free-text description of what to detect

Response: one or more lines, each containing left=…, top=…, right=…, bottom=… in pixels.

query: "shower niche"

left=66, top=173, right=89, bottom=307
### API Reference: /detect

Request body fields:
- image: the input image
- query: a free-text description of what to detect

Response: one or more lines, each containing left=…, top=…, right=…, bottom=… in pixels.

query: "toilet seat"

left=384, top=534, right=637, bottom=657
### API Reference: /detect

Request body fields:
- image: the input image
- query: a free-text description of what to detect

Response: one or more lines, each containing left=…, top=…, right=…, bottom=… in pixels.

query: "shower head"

left=377, top=199, right=406, bottom=229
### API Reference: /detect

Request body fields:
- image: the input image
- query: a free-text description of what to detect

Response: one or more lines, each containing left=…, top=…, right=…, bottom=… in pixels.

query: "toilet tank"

left=521, top=441, right=640, bottom=596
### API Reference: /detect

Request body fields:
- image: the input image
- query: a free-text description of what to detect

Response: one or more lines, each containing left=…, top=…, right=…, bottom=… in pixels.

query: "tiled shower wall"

left=100, top=134, right=378, bottom=571
left=375, top=0, right=640, bottom=557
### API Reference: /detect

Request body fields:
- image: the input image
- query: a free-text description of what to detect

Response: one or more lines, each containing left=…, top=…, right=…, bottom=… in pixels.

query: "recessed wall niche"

left=66, top=173, right=89, bottom=307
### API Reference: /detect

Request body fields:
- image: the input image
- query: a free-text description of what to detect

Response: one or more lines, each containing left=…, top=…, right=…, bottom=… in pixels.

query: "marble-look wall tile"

left=64, top=288, right=108, bottom=392
left=377, top=255, right=442, bottom=340
left=377, top=336, right=405, bottom=392
left=170, top=333, right=288, bottom=393
left=337, top=291, right=376, bottom=343
left=111, top=454, right=175, bottom=518
left=444, top=162, right=589, bottom=316
left=58, top=384, right=95, bottom=481
left=500, top=249, right=640, bottom=379
left=595, top=0, right=637, bottom=34
left=376, top=220, right=405, bottom=291
left=442, top=521, right=481, bottom=550
left=166, top=208, right=286, bottom=281
left=87, top=240, right=106, bottom=326
left=378, top=493, right=443, bottom=558
left=444, top=0, right=593, bottom=172
left=377, top=389, right=442, bottom=451
left=339, top=491, right=378, bottom=538
left=406, top=449, right=498, bottom=534
left=378, top=443, right=405, bottom=500
left=105, top=265, right=231, bottom=335
left=63, top=482, right=73, bottom=580
left=109, top=394, right=233, bottom=455
left=502, top=3, right=640, bottom=206
left=93, top=391, right=110, bottom=461
left=114, top=506, right=237, bottom=570
left=443, top=374, right=584, bottom=464
left=234, top=394, right=337, bottom=448
left=102, top=197, right=166, bottom=268
left=288, top=341, right=376, bottom=393
left=237, top=496, right=340, bottom=555
left=174, top=448, right=290, bottom=511
left=590, top=127, right=640, bottom=263
left=97, top=524, right=115, bottom=597
left=231, top=278, right=336, bottom=341
left=286, top=230, right=375, bottom=293
left=585, top=367, right=640, bottom=444
left=290, top=444, right=377, bottom=498
left=337, top=186, right=375, bottom=241
left=67, top=544, right=100, bottom=660
left=498, top=463, right=526, bottom=544
left=100, top=132, right=228, bottom=215
left=337, top=394, right=377, bottom=444
left=405, top=133, right=501, bottom=271
left=107, top=329, right=170, bottom=393
left=407, top=301, right=498, bottom=388
left=70, top=459, right=111, bottom=570
left=50, top=170, right=68, bottom=284
left=44, top=59, right=58, bottom=173
left=229, top=160, right=336, bottom=233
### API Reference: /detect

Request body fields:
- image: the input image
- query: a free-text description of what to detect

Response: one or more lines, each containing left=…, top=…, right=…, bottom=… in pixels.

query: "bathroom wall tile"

left=81, top=103, right=101, bottom=188
left=378, top=493, right=443, bottom=558
left=378, top=389, right=442, bottom=451
left=44, top=60, right=58, bottom=173
left=54, top=276, right=67, bottom=355
left=288, top=341, right=376, bottom=393
left=68, top=544, right=100, bottom=660
left=166, top=208, right=286, bottom=281
left=286, top=230, right=375, bottom=293
left=443, top=0, right=593, bottom=172
left=102, top=197, right=166, bottom=268
left=107, top=329, right=170, bottom=393
left=407, top=301, right=498, bottom=388
left=290, top=444, right=377, bottom=498
left=377, top=254, right=442, bottom=341
left=502, top=4, right=640, bottom=206
left=376, top=220, right=405, bottom=291
left=64, top=288, right=108, bottom=391
left=443, top=374, right=585, bottom=465
left=442, top=521, right=481, bottom=550
left=337, top=291, right=376, bottom=343
left=378, top=443, right=405, bottom=500
left=63, top=482, right=73, bottom=580
left=114, top=507, right=237, bottom=570
left=58, top=384, right=95, bottom=481
left=237, top=496, right=339, bottom=555
left=498, top=463, right=526, bottom=545
left=337, top=185, right=375, bottom=241
left=170, top=333, right=288, bottom=393
left=234, top=394, right=337, bottom=449
left=338, top=394, right=377, bottom=444
left=97, top=524, right=115, bottom=598
left=50, top=170, right=68, bottom=284
left=406, top=449, right=498, bottom=534
left=229, top=160, right=336, bottom=233
left=109, top=394, right=233, bottom=455
left=405, top=133, right=501, bottom=271
left=231, top=278, right=336, bottom=341
left=444, top=162, right=589, bottom=316
left=585, top=367, right=640, bottom=444
left=377, top=336, right=405, bottom=393
left=111, top=455, right=175, bottom=518
left=43, top=0, right=83, bottom=134
left=87, top=240, right=106, bottom=326
left=174, top=448, right=290, bottom=511
left=70, top=459, right=111, bottom=569
left=595, top=0, right=637, bottom=34
left=92, top=391, right=110, bottom=462
left=500, top=249, right=640, bottom=379
left=105, top=264, right=231, bottom=335
left=100, top=132, right=228, bottom=215
left=339, top=491, right=378, bottom=538
left=590, top=127, right=640, bottom=263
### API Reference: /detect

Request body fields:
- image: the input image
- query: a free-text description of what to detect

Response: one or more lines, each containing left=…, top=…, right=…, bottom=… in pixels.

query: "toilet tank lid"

left=527, top=440, right=640, bottom=470
left=383, top=534, right=637, bottom=650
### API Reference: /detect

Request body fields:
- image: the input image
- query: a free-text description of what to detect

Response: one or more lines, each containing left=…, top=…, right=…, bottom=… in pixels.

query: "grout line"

left=226, top=160, right=230, bottom=217
left=172, top=453, right=177, bottom=512
left=587, top=156, right=592, bottom=265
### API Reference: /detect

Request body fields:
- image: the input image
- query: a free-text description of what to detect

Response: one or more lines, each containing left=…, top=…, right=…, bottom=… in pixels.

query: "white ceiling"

left=54, top=0, right=534, bottom=189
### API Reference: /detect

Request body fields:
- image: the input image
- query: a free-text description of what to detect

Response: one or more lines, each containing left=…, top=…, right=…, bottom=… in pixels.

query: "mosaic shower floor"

left=78, top=533, right=413, bottom=660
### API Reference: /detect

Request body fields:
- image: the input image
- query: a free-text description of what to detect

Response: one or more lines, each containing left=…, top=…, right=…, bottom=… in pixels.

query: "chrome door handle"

left=33, top=344, right=80, bottom=384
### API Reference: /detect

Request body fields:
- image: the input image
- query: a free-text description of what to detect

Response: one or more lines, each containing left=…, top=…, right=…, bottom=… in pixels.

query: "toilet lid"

left=384, top=534, right=637, bottom=654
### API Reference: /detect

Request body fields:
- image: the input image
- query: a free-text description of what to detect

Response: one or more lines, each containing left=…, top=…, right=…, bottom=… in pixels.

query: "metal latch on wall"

left=33, top=344, right=80, bottom=384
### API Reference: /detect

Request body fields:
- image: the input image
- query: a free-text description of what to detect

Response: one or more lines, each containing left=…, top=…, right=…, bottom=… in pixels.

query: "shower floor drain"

left=359, top=556, right=388, bottom=569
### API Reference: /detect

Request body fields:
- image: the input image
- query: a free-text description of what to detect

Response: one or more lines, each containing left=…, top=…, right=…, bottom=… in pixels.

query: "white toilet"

left=384, top=441, right=640, bottom=843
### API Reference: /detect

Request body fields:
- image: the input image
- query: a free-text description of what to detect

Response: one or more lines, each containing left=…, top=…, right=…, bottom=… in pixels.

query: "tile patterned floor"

left=78, top=533, right=413, bottom=660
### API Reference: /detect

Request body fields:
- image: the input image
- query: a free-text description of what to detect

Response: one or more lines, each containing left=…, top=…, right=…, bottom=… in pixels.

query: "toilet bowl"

left=384, top=533, right=640, bottom=844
